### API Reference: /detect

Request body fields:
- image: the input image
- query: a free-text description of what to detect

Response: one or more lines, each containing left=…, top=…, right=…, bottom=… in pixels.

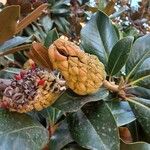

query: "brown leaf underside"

left=27, top=42, right=53, bottom=70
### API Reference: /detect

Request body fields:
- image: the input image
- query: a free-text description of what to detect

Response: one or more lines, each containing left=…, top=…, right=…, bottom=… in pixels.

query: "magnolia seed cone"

left=1, top=67, right=66, bottom=113
left=48, top=39, right=106, bottom=95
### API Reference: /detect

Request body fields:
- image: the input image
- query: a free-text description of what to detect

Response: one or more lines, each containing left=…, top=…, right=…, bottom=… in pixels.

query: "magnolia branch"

left=103, top=80, right=119, bottom=92
left=103, top=80, right=126, bottom=98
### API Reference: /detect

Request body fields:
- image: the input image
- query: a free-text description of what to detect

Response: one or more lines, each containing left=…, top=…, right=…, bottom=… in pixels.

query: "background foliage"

left=0, top=0, right=149, bottom=150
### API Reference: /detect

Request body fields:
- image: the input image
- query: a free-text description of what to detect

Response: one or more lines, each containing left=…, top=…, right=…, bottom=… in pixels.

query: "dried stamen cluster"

left=1, top=67, right=66, bottom=113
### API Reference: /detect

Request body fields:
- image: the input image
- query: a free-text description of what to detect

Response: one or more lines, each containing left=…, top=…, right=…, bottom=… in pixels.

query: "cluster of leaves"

left=0, top=0, right=92, bottom=72
left=0, top=1, right=149, bottom=150
left=88, top=0, right=150, bottom=37
left=112, top=0, right=150, bottom=36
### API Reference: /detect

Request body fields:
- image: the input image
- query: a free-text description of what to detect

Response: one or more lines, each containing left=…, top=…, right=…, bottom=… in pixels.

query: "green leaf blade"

left=128, top=99, right=150, bottom=141
left=0, top=36, right=30, bottom=53
left=39, top=106, right=63, bottom=125
left=126, top=34, right=150, bottom=79
left=107, top=36, right=134, bottom=76
left=129, top=58, right=150, bottom=89
left=107, top=101, right=136, bottom=126
left=52, top=87, right=109, bottom=113
left=44, top=28, right=59, bottom=48
left=81, top=11, right=118, bottom=65
left=49, top=119, right=73, bottom=150
left=128, top=86, right=150, bottom=100
left=68, top=101, right=120, bottom=150
left=129, top=97, right=150, bottom=108
left=0, top=68, right=20, bottom=79
left=0, top=110, right=49, bottom=150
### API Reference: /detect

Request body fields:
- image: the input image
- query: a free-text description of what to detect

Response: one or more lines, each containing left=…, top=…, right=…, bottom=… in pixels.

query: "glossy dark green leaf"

left=53, top=87, right=109, bottom=113
left=129, top=97, right=150, bottom=108
left=81, top=11, right=118, bottom=65
left=51, top=0, right=70, bottom=14
left=55, top=17, right=70, bottom=33
left=0, top=36, right=29, bottom=53
left=44, top=28, right=59, bottom=48
left=127, top=86, right=150, bottom=100
left=107, top=101, right=135, bottom=126
left=128, top=99, right=150, bottom=141
left=48, top=0, right=55, bottom=5
left=68, top=101, right=120, bottom=150
left=0, top=68, right=20, bottom=79
left=39, top=106, right=63, bottom=124
left=14, top=51, right=27, bottom=65
left=128, top=58, right=150, bottom=89
left=126, top=34, right=150, bottom=79
left=52, top=8, right=69, bottom=14
left=123, top=26, right=139, bottom=37
left=113, top=24, right=122, bottom=40
left=31, top=23, right=46, bottom=42
left=49, top=119, right=73, bottom=150
left=39, top=15, right=53, bottom=33
left=120, top=140, right=150, bottom=150
left=0, top=109, right=49, bottom=150
left=107, top=36, right=134, bottom=76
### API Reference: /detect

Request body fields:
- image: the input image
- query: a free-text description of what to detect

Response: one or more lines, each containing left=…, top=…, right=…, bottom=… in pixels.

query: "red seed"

left=15, top=75, right=22, bottom=80
left=38, top=79, right=45, bottom=86
left=31, top=63, right=36, bottom=69
left=20, top=70, right=26, bottom=78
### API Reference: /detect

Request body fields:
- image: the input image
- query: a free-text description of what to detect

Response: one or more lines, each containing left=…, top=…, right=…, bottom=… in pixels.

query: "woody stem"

left=103, top=80, right=119, bottom=92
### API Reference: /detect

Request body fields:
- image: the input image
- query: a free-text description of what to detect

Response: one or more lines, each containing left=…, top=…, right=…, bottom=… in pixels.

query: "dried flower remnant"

left=1, top=67, right=66, bottom=113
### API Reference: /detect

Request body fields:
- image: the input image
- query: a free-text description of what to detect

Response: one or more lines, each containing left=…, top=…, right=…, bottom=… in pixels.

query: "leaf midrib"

left=130, top=74, right=150, bottom=85
left=0, top=125, right=45, bottom=136
left=126, top=49, right=150, bottom=80
left=109, top=48, right=126, bottom=76
left=81, top=111, right=107, bottom=150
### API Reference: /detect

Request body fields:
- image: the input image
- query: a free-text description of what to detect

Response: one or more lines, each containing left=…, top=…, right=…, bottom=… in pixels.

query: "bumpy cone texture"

left=48, top=39, right=106, bottom=95
left=1, top=67, right=66, bottom=113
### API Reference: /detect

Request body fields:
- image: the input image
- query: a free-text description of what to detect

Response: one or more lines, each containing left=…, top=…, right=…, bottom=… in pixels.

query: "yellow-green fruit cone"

left=48, top=39, right=106, bottom=95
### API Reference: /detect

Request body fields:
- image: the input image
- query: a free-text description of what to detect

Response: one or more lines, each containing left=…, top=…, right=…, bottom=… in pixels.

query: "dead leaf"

left=119, top=127, right=133, bottom=143
left=104, top=0, right=116, bottom=16
left=16, top=3, right=48, bottom=34
left=0, top=44, right=31, bottom=57
left=27, top=42, right=53, bottom=70
left=0, top=5, right=20, bottom=44
left=87, top=6, right=98, bottom=13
